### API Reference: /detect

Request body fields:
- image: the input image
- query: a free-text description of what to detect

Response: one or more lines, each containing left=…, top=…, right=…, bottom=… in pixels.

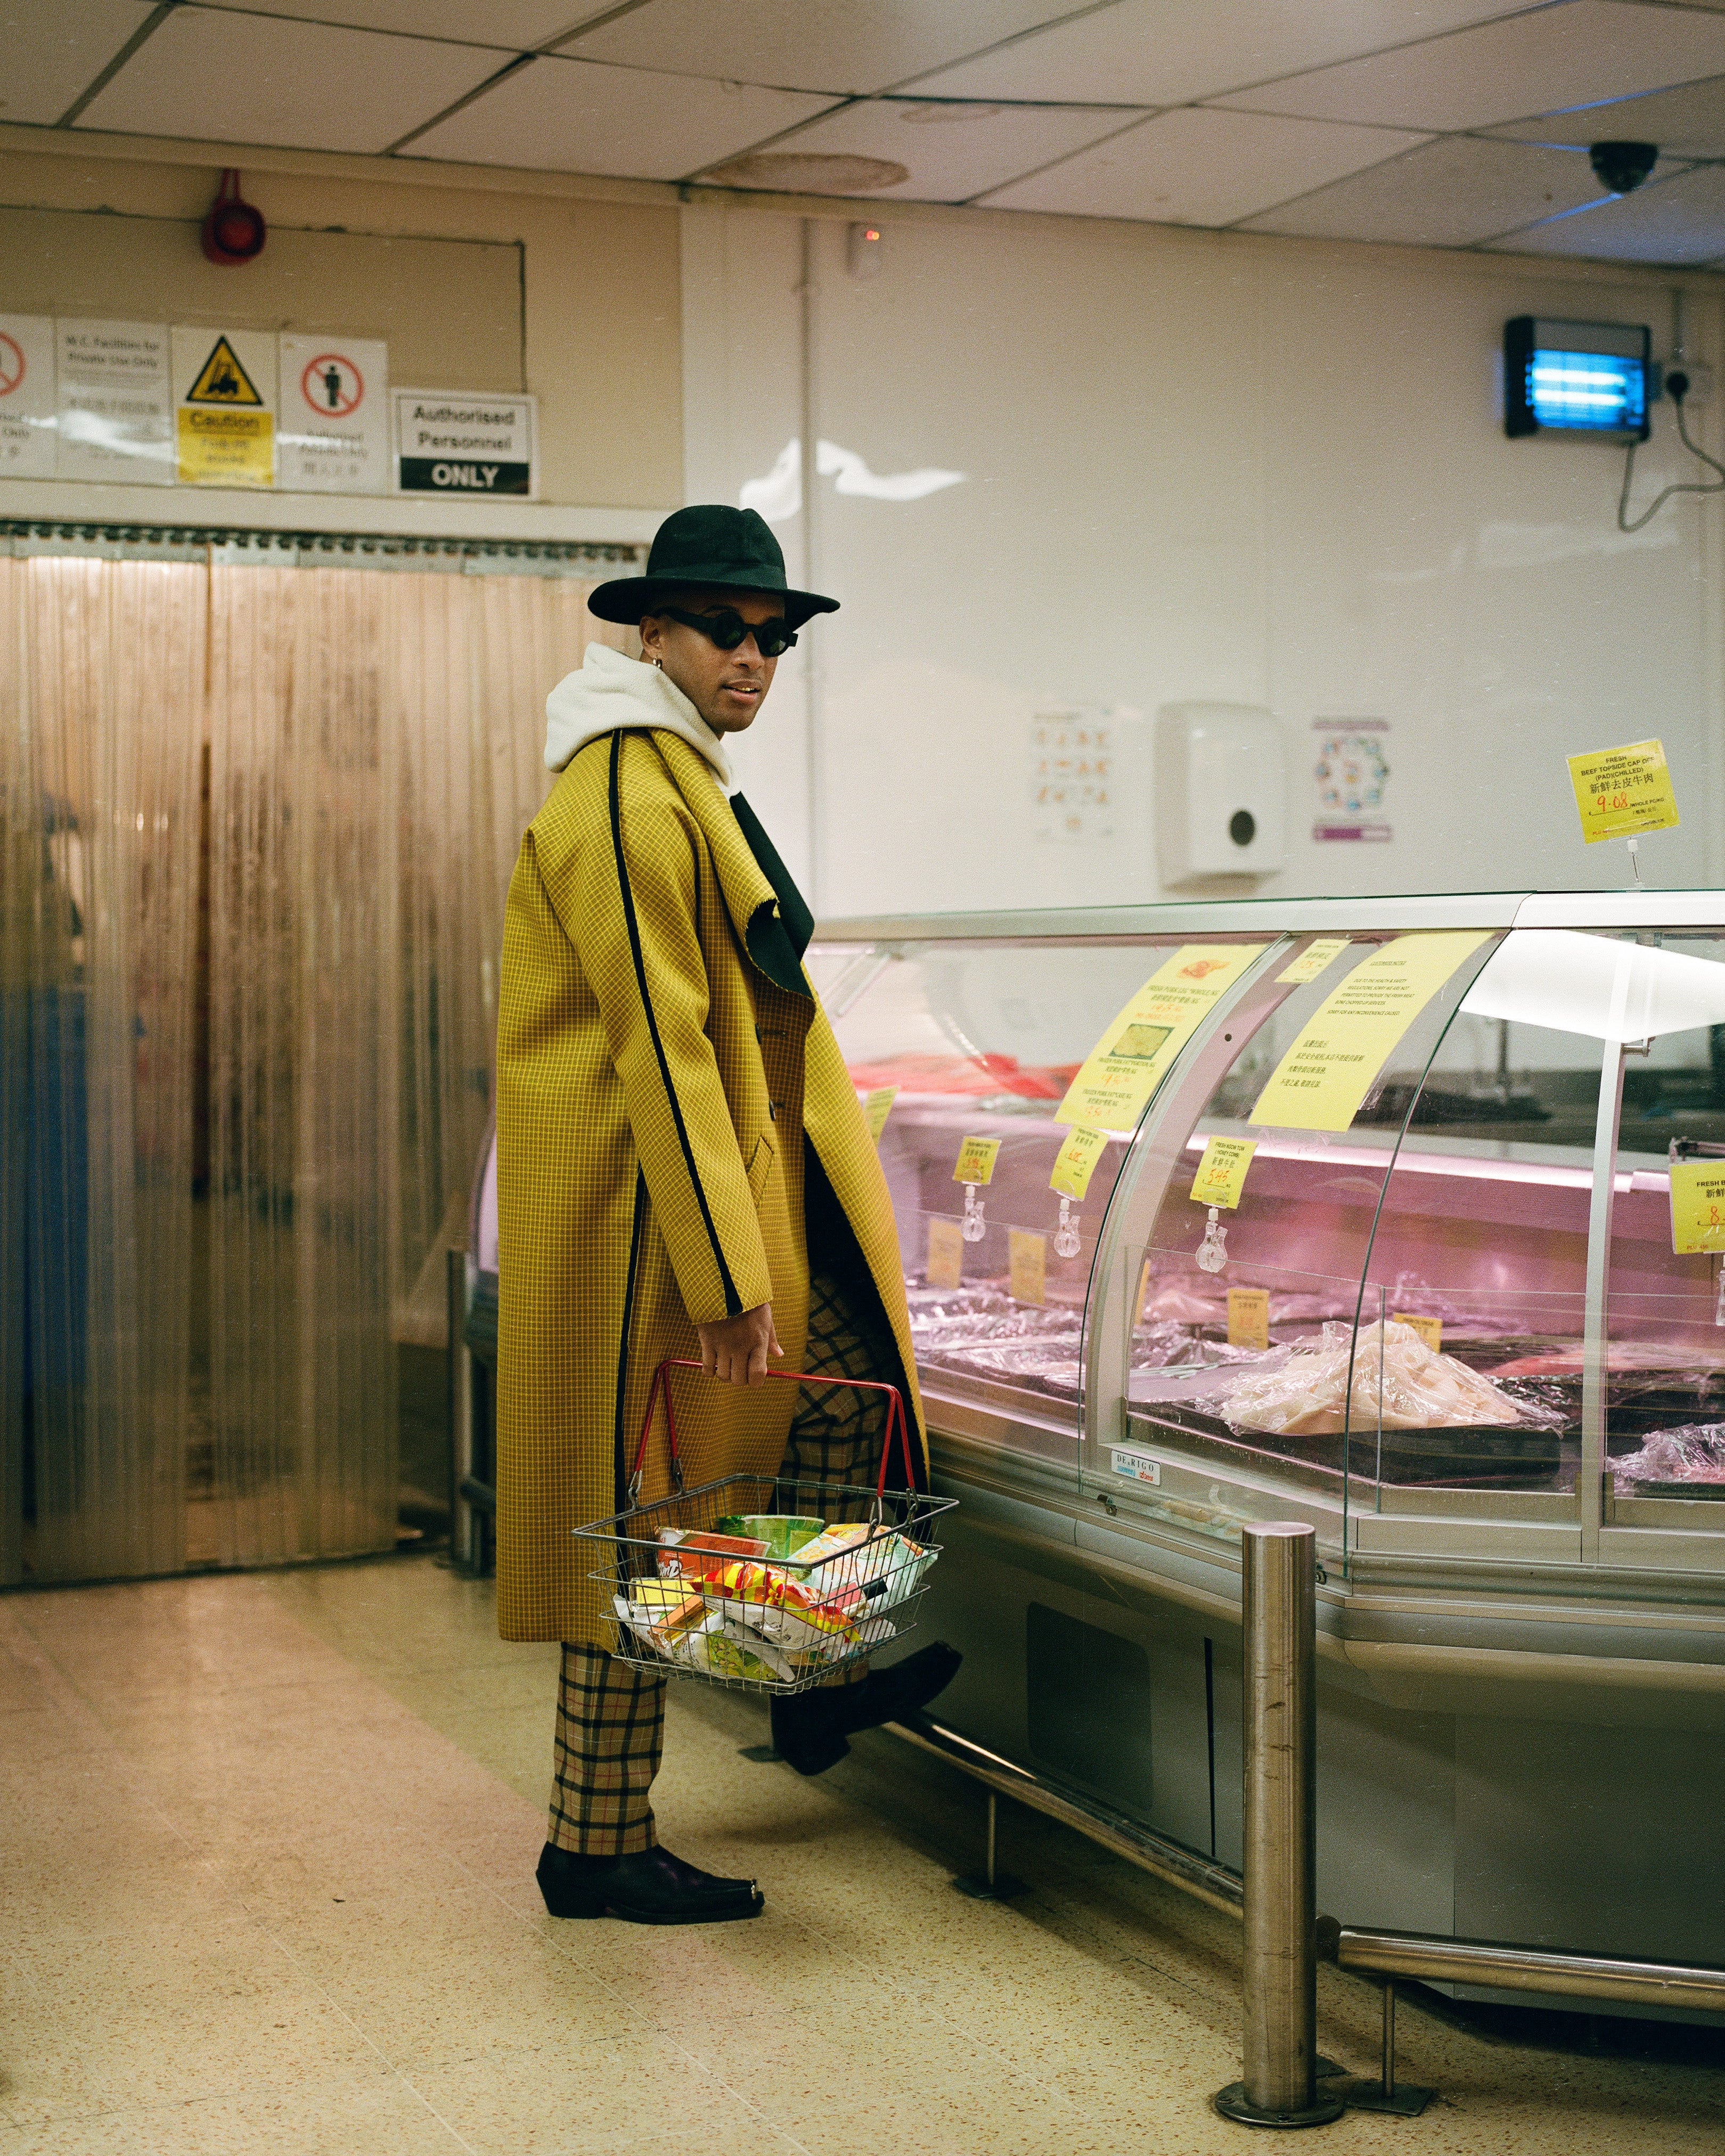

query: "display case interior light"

left=1505, top=316, right=1650, bottom=440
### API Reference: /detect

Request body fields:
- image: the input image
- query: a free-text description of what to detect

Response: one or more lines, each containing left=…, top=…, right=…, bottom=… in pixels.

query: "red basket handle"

left=629, top=1358, right=916, bottom=1506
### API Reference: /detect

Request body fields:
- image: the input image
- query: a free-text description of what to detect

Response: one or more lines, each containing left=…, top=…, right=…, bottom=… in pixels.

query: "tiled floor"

left=3, top=1552, right=1721, bottom=2154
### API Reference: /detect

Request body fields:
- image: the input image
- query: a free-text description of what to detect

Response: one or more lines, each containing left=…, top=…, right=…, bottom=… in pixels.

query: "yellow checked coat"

left=494, top=726, right=927, bottom=1647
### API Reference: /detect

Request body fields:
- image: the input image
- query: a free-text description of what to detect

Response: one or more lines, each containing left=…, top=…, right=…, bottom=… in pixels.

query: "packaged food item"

left=712, top=1514, right=825, bottom=1559
left=785, top=1520, right=933, bottom=1609
left=613, top=1581, right=709, bottom=1652
left=656, top=1530, right=769, bottom=1582
left=1199, top=1319, right=1556, bottom=1436
left=1609, top=1423, right=1725, bottom=1489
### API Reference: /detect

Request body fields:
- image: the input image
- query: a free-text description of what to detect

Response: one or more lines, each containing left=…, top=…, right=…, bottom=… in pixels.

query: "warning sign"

left=185, top=335, right=264, bottom=405
left=0, top=314, right=55, bottom=479
left=394, top=389, right=536, bottom=497
left=171, top=327, right=275, bottom=488
left=277, top=334, right=387, bottom=495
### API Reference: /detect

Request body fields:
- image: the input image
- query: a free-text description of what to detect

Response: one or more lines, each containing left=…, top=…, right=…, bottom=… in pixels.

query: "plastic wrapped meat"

left=1132, top=1319, right=1209, bottom=1369
left=1197, top=1320, right=1559, bottom=1436
left=1610, top=1424, right=1725, bottom=1488
left=1493, top=1342, right=1725, bottom=1377
left=1144, top=1279, right=1225, bottom=1324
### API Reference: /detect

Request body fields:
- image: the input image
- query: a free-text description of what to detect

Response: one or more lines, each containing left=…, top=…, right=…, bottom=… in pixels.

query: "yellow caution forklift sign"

left=178, top=334, right=272, bottom=486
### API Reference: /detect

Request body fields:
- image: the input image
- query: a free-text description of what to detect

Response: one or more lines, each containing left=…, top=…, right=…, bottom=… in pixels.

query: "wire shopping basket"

left=573, top=1358, right=957, bottom=1696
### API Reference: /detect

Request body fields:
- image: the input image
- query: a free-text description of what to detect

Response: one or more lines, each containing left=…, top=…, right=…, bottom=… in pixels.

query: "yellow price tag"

left=926, top=1215, right=964, bottom=1289
left=1134, top=1256, right=1154, bottom=1328
left=1008, top=1228, right=1047, bottom=1306
left=1250, top=931, right=1493, bottom=1134
left=1227, top=1287, right=1270, bottom=1352
left=953, top=1134, right=1001, bottom=1186
left=1189, top=1136, right=1257, bottom=1211
left=1392, top=1312, right=1443, bottom=1353
left=1050, top=1124, right=1109, bottom=1200
left=1669, top=1161, right=1725, bottom=1254
left=864, top=1086, right=898, bottom=1145
left=1278, top=937, right=1350, bottom=986
left=1056, top=945, right=1265, bottom=1131
left=1567, top=739, right=1680, bottom=844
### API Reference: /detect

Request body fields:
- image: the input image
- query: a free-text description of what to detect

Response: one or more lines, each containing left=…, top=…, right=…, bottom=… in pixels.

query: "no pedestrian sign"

left=394, top=390, right=536, bottom=498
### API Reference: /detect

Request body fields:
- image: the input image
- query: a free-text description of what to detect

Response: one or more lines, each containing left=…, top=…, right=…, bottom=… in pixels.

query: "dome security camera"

left=1589, top=141, right=1658, bottom=196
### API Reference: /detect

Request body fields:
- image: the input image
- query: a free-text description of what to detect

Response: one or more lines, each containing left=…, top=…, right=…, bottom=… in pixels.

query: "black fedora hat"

left=587, top=504, right=839, bottom=630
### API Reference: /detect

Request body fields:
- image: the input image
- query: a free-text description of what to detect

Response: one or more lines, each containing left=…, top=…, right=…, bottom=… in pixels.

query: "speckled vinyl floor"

left=3, top=1551, right=1721, bottom=2154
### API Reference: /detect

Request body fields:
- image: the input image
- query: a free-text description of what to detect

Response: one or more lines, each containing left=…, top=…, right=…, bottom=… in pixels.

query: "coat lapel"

left=653, top=732, right=811, bottom=1000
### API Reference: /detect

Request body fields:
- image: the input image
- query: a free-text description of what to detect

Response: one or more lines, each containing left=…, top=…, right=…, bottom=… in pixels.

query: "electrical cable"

left=1618, top=376, right=1725, bottom=532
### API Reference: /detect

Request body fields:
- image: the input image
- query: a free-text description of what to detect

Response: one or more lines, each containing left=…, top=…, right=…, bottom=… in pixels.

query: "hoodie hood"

left=544, top=641, right=735, bottom=790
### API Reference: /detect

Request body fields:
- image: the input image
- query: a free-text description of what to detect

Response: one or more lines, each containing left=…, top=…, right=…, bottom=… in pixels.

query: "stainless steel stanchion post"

left=1214, top=1522, right=1343, bottom=2128
left=1342, top=1976, right=1434, bottom=2117
left=954, top=1787, right=1026, bottom=1901
left=447, top=1250, right=477, bottom=1573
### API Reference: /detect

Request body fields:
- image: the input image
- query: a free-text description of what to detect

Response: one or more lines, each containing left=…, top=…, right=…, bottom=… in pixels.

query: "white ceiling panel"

left=405, top=53, right=837, bottom=179
left=1487, top=71, right=1725, bottom=157
left=561, top=0, right=1076, bottom=96
left=197, top=1, right=622, bottom=50
left=1222, top=1, right=1725, bottom=132
left=75, top=6, right=501, bottom=151
left=0, top=0, right=156, bottom=126
left=1240, top=134, right=1621, bottom=247
left=908, top=0, right=1528, bottom=108
left=740, top=97, right=1142, bottom=205
left=1485, top=161, right=1725, bottom=262
left=977, top=107, right=1429, bottom=226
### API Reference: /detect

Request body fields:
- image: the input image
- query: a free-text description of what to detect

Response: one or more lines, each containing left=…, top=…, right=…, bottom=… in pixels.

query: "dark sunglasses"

left=660, top=605, right=797, bottom=658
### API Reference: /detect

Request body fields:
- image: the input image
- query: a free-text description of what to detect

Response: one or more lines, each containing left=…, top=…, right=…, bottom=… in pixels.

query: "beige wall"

left=0, top=134, right=683, bottom=510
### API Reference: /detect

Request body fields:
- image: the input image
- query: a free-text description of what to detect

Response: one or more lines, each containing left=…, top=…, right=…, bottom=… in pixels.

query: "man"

left=495, top=505, right=958, bottom=1928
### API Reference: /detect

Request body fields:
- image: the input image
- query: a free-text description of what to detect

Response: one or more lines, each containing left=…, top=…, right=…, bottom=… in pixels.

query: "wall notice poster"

left=1056, top=945, right=1266, bottom=1132
left=277, top=333, right=388, bottom=495
left=55, top=318, right=172, bottom=484
left=0, top=315, right=55, bottom=479
left=1031, top=707, right=1115, bottom=844
left=1566, top=739, right=1680, bottom=844
left=171, top=327, right=276, bottom=487
left=394, top=390, right=536, bottom=496
left=1250, top=931, right=1493, bottom=1133
left=1313, top=719, right=1390, bottom=843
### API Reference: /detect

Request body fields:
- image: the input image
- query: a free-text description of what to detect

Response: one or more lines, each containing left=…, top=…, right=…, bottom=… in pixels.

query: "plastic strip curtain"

left=201, top=561, right=620, bottom=1569
left=0, top=556, right=201, bottom=1584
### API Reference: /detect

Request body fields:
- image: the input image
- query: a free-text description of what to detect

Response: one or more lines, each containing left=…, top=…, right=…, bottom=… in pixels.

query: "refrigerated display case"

left=810, top=893, right=1725, bottom=2007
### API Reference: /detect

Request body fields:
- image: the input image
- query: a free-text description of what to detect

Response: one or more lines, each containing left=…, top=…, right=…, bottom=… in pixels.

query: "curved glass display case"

left=811, top=894, right=1725, bottom=1994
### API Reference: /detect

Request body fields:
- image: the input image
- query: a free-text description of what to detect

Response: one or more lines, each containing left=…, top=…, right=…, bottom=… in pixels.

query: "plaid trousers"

left=546, top=1268, right=895, bottom=1855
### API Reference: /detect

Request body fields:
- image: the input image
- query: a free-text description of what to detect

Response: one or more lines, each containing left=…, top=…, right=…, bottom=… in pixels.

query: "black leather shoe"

left=770, top=1643, right=962, bottom=1777
left=536, top=1842, right=763, bottom=1925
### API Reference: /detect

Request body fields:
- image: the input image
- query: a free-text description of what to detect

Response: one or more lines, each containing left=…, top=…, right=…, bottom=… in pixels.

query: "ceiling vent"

left=703, top=151, right=909, bottom=194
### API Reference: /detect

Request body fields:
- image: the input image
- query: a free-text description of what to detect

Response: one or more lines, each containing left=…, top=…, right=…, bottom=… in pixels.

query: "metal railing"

left=888, top=1515, right=1725, bottom=2129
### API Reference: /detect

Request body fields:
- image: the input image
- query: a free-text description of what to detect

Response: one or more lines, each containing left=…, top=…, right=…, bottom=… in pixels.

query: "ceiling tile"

left=732, top=97, right=1143, bottom=205
left=195, top=1, right=620, bottom=48
left=405, top=53, right=837, bottom=179
left=561, top=0, right=1077, bottom=95
left=1221, top=0, right=1725, bottom=132
left=1241, top=135, right=1612, bottom=246
left=908, top=0, right=1526, bottom=107
left=0, top=0, right=157, bottom=125
left=74, top=6, right=502, bottom=151
left=1485, top=160, right=1725, bottom=262
left=1487, top=70, right=1725, bottom=157
left=976, top=107, right=1429, bottom=225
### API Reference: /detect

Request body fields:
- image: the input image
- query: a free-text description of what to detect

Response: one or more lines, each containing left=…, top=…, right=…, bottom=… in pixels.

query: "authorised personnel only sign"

left=393, top=390, right=536, bottom=497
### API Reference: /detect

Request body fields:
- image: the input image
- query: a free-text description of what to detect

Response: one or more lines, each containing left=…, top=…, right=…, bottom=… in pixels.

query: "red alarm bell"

left=201, top=170, right=266, bottom=266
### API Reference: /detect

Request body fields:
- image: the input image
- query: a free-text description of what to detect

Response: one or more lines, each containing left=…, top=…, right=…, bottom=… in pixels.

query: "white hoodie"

left=543, top=641, right=737, bottom=794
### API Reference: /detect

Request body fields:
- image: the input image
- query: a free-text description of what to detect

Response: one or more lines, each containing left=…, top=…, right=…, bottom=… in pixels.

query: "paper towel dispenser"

left=1154, top=702, right=1286, bottom=885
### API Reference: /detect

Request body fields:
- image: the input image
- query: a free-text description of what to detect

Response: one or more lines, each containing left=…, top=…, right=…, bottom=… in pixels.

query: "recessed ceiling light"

left=898, top=102, right=1001, bottom=124
left=704, top=151, right=909, bottom=193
